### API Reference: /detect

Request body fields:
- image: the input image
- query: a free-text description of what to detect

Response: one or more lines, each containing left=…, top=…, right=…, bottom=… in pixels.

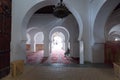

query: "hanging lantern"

left=53, top=0, right=70, bottom=18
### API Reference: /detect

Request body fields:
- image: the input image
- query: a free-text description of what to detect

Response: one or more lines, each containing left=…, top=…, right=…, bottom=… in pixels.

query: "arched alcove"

left=107, top=24, right=120, bottom=41
left=49, top=26, right=70, bottom=54
left=93, top=0, right=120, bottom=63
left=26, top=27, right=41, bottom=52
left=51, top=32, right=65, bottom=50
left=49, top=26, right=70, bottom=42
left=11, top=0, right=83, bottom=64
left=20, top=1, right=83, bottom=58
left=34, top=32, right=44, bottom=52
left=93, top=0, right=120, bottom=43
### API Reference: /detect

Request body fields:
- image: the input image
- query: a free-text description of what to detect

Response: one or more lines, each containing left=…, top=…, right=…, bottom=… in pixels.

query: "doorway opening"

left=51, top=32, right=65, bottom=52
left=49, top=31, right=67, bottom=63
left=48, top=26, right=73, bottom=64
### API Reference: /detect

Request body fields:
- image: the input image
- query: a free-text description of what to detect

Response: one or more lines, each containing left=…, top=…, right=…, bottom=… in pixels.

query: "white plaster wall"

left=88, top=0, right=107, bottom=63
left=64, top=0, right=92, bottom=60
left=26, top=33, right=31, bottom=44
left=89, top=0, right=106, bottom=29
left=11, top=0, right=45, bottom=61
left=92, top=43, right=104, bottom=63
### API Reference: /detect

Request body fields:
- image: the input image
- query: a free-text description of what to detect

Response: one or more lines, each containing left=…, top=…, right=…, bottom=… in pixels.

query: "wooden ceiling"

left=35, top=5, right=55, bottom=14
left=114, top=3, right=120, bottom=11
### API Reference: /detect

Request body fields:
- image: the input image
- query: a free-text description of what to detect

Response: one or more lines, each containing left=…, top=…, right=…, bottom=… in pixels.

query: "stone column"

left=44, top=31, right=49, bottom=57
left=30, top=38, right=35, bottom=52
left=80, top=41, right=84, bottom=64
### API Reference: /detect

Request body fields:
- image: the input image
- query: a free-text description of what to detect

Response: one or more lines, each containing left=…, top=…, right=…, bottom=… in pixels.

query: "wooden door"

left=104, top=41, right=120, bottom=64
left=0, top=0, right=11, bottom=78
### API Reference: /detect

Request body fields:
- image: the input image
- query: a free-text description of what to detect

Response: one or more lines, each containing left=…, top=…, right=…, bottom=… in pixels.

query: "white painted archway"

left=92, top=0, right=120, bottom=63
left=93, top=0, right=120, bottom=43
left=27, top=27, right=41, bottom=52
left=21, top=1, right=83, bottom=63
left=11, top=0, right=83, bottom=63
left=51, top=32, right=65, bottom=50
left=22, top=0, right=83, bottom=41
left=49, top=26, right=70, bottom=54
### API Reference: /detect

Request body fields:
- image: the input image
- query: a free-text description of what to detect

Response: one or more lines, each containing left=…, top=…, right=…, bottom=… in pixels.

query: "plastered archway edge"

left=93, top=0, right=120, bottom=43
left=22, top=0, right=83, bottom=41
left=49, top=26, right=70, bottom=53
left=92, top=0, right=120, bottom=63
left=49, top=26, right=70, bottom=42
left=20, top=0, right=83, bottom=64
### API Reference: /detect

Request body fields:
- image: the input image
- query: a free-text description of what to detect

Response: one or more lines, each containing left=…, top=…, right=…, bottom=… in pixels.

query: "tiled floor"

left=1, top=63, right=115, bottom=80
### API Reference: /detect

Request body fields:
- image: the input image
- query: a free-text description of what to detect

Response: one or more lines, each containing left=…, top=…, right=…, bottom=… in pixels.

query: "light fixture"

left=53, top=0, right=70, bottom=18
left=115, top=38, right=119, bottom=41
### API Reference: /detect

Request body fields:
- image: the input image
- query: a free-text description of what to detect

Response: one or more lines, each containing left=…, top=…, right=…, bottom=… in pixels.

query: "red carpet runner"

left=26, top=50, right=79, bottom=64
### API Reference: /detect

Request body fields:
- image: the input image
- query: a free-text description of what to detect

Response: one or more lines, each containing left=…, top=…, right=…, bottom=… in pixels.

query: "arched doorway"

left=48, top=26, right=74, bottom=64
left=17, top=0, right=83, bottom=63
left=49, top=26, right=70, bottom=53
left=49, top=31, right=66, bottom=63
left=93, top=0, right=120, bottom=63
left=26, top=31, right=45, bottom=63
left=51, top=32, right=65, bottom=51
left=108, top=24, right=120, bottom=41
